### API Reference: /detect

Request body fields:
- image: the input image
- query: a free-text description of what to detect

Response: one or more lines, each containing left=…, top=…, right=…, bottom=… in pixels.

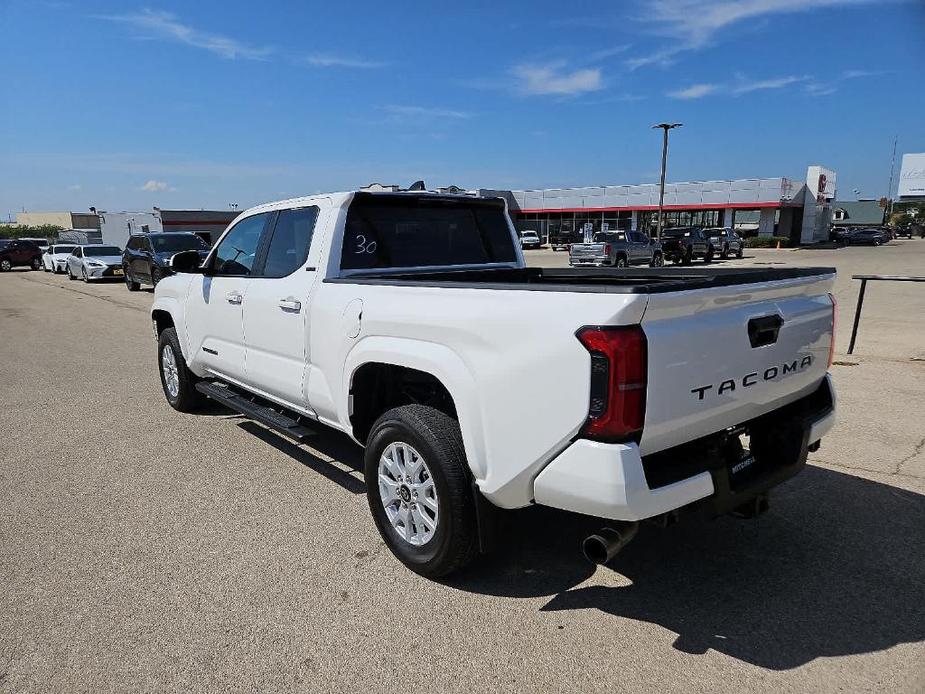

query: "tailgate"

left=570, top=243, right=605, bottom=261
left=639, top=273, right=835, bottom=456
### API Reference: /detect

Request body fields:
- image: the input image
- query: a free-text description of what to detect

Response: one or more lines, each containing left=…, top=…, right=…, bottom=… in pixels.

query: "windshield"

left=151, top=234, right=209, bottom=253
left=662, top=228, right=689, bottom=238
left=85, top=246, right=122, bottom=257
left=340, top=194, right=517, bottom=271
left=52, top=245, right=75, bottom=254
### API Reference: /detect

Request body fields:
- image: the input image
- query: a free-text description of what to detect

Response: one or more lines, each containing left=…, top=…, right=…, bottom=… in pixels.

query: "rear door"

left=184, top=212, right=272, bottom=383
left=639, top=273, right=835, bottom=455
left=242, top=204, right=324, bottom=409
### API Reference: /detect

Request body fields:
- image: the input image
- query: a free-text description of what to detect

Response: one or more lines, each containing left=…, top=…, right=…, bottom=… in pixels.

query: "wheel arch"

left=343, top=336, right=486, bottom=481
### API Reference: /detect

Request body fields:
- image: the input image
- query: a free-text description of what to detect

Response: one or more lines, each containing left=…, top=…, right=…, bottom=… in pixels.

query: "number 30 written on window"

left=354, top=234, right=377, bottom=255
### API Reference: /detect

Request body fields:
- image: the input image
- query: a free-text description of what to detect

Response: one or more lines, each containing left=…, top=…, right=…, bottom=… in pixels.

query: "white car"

left=42, top=244, right=77, bottom=273
left=65, top=244, right=124, bottom=282
left=519, top=230, right=541, bottom=249
left=151, top=189, right=836, bottom=578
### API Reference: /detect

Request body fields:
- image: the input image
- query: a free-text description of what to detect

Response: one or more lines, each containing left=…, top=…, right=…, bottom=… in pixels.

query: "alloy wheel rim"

left=378, top=441, right=439, bottom=546
left=161, top=344, right=180, bottom=398
left=1, top=260, right=10, bottom=270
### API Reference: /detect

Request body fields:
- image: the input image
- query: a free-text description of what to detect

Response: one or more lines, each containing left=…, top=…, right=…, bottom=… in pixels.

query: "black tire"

left=364, top=404, right=479, bottom=578
left=30, top=257, right=41, bottom=270
left=151, top=266, right=162, bottom=287
left=615, top=255, right=627, bottom=268
left=681, top=248, right=693, bottom=266
left=720, top=244, right=729, bottom=260
left=67, top=266, right=76, bottom=280
left=125, top=267, right=140, bottom=292
left=650, top=252, right=664, bottom=268
left=157, top=327, right=202, bottom=413
left=704, top=245, right=714, bottom=263
left=0, top=259, right=10, bottom=272
left=736, top=246, right=744, bottom=259
left=873, top=239, right=882, bottom=247
left=81, top=267, right=89, bottom=282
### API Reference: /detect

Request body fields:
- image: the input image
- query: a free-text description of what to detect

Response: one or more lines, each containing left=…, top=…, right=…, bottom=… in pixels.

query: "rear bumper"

left=533, top=374, right=835, bottom=521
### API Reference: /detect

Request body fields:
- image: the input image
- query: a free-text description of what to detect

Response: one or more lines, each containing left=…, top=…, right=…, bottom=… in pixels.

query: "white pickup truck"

left=152, top=190, right=837, bottom=577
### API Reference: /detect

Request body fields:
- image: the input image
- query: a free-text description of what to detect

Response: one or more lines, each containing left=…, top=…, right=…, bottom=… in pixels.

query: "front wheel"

left=125, top=267, right=140, bottom=292
left=81, top=268, right=89, bottom=282
left=720, top=244, right=729, bottom=260
left=0, top=259, right=11, bottom=272
left=364, top=405, right=479, bottom=578
left=67, top=266, right=76, bottom=280
left=157, top=327, right=202, bottom=412
left=736, top=246, right=744, bottom=259
left=151, top=266, right=162, bottom=287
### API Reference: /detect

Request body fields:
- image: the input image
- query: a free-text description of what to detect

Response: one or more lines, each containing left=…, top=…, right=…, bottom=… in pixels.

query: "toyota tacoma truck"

left=151, top=190, right=837, bottom=578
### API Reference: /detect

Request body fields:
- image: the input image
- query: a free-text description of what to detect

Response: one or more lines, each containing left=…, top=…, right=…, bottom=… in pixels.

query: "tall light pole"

left=652, top=122, right=682, bottom=241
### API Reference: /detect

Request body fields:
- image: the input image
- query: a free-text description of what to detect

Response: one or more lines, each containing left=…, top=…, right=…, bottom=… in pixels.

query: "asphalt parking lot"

left=1, top=242, right=923, bottom=693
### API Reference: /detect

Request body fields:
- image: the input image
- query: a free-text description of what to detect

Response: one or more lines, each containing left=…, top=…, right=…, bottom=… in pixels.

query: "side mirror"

left=170, top=249, right=205, bottom=274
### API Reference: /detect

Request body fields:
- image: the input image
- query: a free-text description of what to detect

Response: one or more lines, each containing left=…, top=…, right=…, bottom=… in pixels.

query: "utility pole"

left=886, top=135, right=898, bottom=218
left=652, top=123, right=682, bottom=241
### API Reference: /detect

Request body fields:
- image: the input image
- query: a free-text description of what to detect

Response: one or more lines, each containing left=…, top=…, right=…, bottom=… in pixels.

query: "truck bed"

left=329, top=266, right=836, bottom=294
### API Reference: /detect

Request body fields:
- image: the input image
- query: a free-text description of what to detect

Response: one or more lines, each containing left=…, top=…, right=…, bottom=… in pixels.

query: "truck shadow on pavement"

left=451, top=465, right=925, bottom=670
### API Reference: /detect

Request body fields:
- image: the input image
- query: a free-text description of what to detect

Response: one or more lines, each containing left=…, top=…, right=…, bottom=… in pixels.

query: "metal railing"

left=847, top=274, right=925, bottom=354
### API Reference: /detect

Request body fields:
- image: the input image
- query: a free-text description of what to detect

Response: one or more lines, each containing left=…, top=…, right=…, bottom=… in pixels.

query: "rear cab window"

left=339, top=193, right=517, bottom=272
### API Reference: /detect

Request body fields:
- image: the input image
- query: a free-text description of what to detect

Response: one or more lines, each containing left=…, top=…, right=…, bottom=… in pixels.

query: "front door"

left=183, top=212, right=272, bottom=383
left=242, top=204, right=324, bottom=409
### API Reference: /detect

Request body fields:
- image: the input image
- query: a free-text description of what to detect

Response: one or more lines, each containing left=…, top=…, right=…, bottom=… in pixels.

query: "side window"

left=260, top=206, right=319, bottom=278
left=212, top=213, right=270, bottom=276
left=74, top=248, right=82, bottom=258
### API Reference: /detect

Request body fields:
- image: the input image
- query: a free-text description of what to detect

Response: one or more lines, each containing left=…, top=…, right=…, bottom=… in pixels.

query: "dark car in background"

left=122, top=232, right=211, bottom=291
left=660, top=227, right=712, bottom=264
left=847, top=228, right=890, bottom=246
left=0, top=239, right=43, bottom=271
left=703, top=227, right=744, bottom=259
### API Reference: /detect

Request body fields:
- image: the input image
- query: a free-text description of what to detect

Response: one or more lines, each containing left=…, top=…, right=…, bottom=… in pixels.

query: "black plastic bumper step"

left=195, top=381, right=317, bottom=443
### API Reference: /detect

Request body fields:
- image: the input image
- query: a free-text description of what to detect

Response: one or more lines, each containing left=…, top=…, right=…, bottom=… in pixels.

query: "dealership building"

left=491, top=164, right=838, bottom=245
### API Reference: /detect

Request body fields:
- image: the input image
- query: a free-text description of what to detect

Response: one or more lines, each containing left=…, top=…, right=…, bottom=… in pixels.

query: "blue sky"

left=2, top=0, right=924, bottom=217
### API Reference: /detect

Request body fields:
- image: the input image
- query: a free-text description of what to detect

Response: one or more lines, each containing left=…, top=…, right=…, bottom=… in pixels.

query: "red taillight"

left=576, top=326, right=647, bottom=442
left=604, top=243, right=612, bottom=256
left=828, top=293, right=837, bottom=368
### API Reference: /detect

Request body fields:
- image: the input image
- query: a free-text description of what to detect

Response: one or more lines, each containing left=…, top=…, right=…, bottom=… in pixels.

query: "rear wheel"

left=365, top=404, right=479, bottom=578
left=0, top=259, right=11, bottom=272
left=81, top=267, right=89, bottom=282
left=151, top=266, right=162, bottom=287
left=615, top=255, right=627, bottom=268
left=30, top=257, right=41, bottom=270
left=681, top=248, right=693, bottom=266
left=704, top=246, right=714, bottom=264
left=157, top=327, right=202, bottom=412
left=720, top=244, right=729, bottom=260
left=650, top=252, right=664, bottom=267
left=67, top=265, right=76, bottom=280
left=736, top=245, right=744, bottom=259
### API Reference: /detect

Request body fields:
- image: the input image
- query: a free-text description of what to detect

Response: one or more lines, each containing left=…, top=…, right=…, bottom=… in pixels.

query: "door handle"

left=278, top=298, right=301, bottom=311
left=225, top=292, right=243, bottom=305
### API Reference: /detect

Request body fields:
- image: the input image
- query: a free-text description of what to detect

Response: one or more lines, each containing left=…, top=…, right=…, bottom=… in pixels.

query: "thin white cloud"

left=140, top=180, right=174, bottom=192
left=299, top=53, right=386, bottom=69
left=382, top=105, right=473, bottom=120
left=98, top=9, right=273, bottom=60
left=630, top=0, right=880, bottom=69
left=511, top=62, right=603, bottom=96
left=732, top=74, right=808, bottom=94
left=668, top=83, right=718, bottom=99
left=67, top=184, right=81, bottom=191
left=587, top=44, right=632, bottom=62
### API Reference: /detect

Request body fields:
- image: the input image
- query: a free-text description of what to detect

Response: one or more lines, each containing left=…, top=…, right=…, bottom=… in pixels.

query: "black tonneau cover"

left=327, top=266, right=836, bottom=294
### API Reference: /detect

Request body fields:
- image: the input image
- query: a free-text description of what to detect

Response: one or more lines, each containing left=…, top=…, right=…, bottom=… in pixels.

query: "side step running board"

left=195, top=381, right=317, bottom=443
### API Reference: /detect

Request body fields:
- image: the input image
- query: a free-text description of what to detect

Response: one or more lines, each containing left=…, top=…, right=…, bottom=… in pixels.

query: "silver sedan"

left=66, top=245, right=125, bottom=282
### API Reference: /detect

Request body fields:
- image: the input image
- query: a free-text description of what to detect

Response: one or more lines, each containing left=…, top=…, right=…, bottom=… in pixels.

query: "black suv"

left=0, top=240, right=43, bottom=271
left=122, top=232, right=211, bottom=290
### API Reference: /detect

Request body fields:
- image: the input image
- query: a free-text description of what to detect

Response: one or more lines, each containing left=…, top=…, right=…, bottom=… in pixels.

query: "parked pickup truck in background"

left=569, top=230, right=664, bottom=268
left=660, top=226, right=713, bottom=264
left=704, top=227, right=745, bottom=259
left=152, top=189, right=837, bottom=578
